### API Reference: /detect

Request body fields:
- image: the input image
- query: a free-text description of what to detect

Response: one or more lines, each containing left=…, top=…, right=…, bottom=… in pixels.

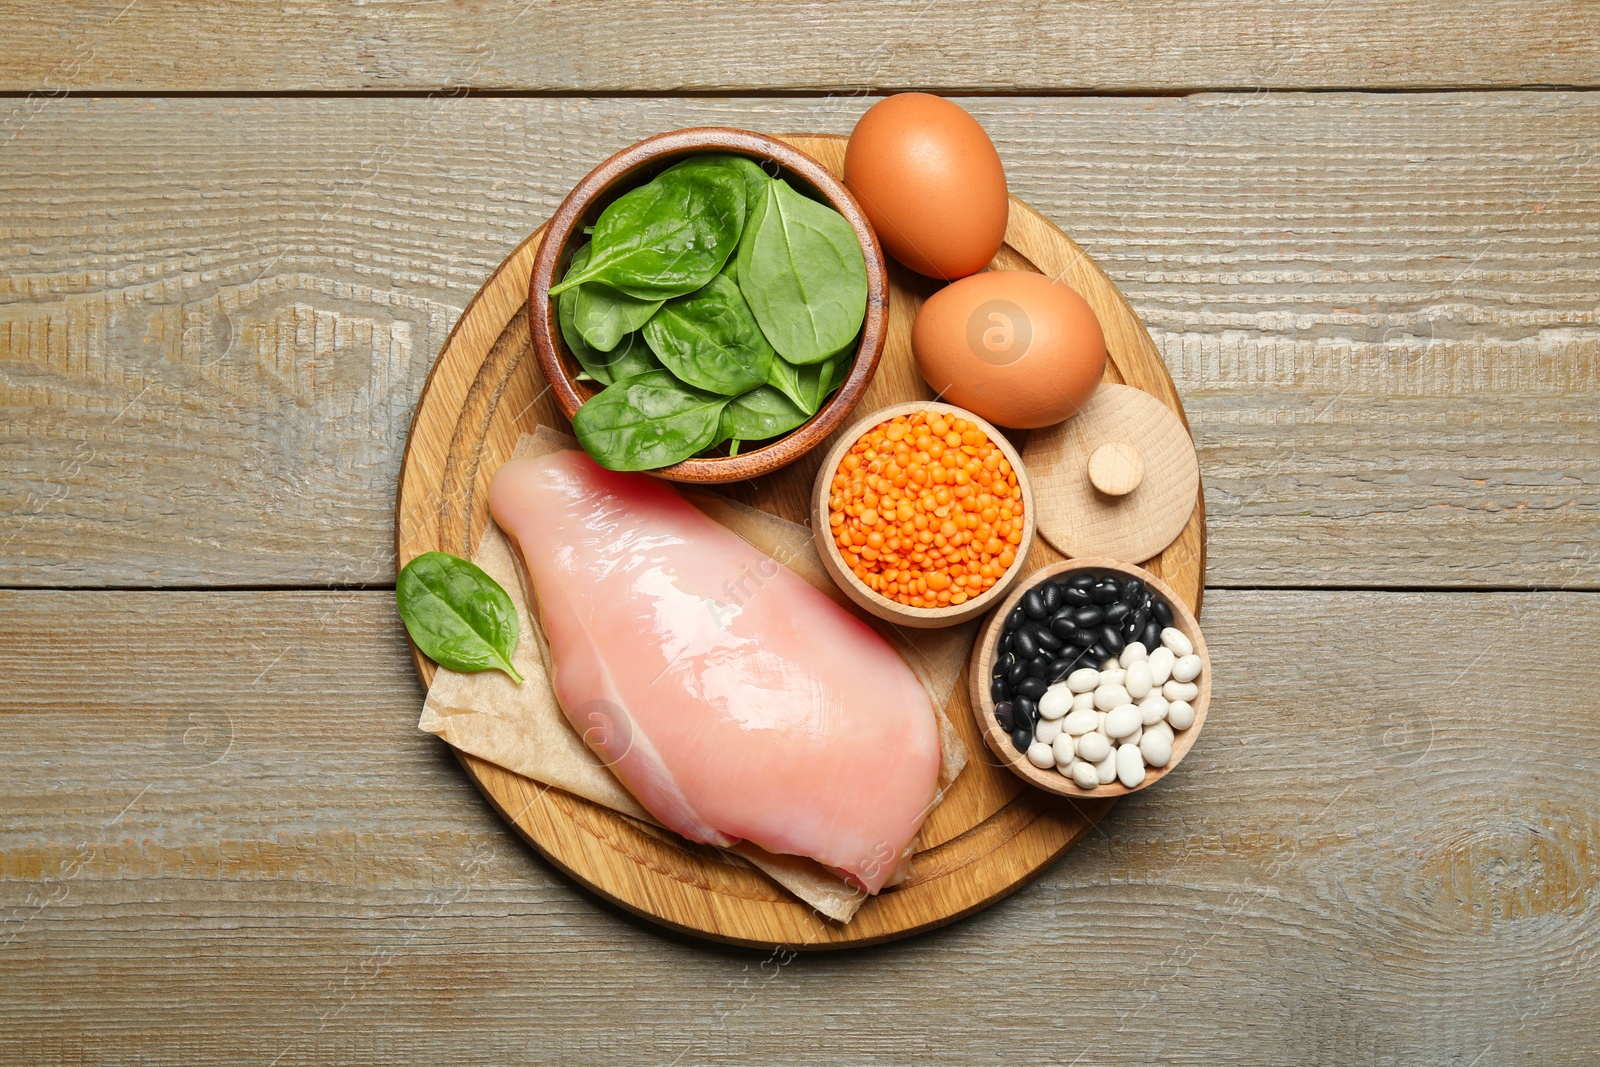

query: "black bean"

left=1017, top=677, right=1048, bottom=701
left=1013, top=628, right=1038, bottom=659
left=1105, top=601, right=1131, bottom=624
left=1152, top=598, right=1174, bottom=627
left=1047, top=657, right=1076, bottom=681
left=1041, top=582, right=1063, bottom=613
left=1000, top=632, right=1014, bottom=656
left=1027, top=654, right=1054, bottom=680
left=1014, top=695, right=1038, bottom=728
left=1011, top=726, right=1033, bottom=753
left=991, top=677, right=1010, bottom=703
left=1070, top=606, right=1104, bottom=628
left=1049, top=613, right=1079, bottom=640
left=1031, top=625, right=1063, bottom=652
left=994, top=701, right=1014, bottom=732
left=1068, top=572, right=1097, bottom=590
left=1091, top=580, right=1120, bottom=604
left=1006, top=605, right=1027, bottom=632
left=1141, top=619, right=1163, bottom=652
left=1099, top=625, right=1126, bottom=655
left=991, top=653, right=1012, bottom=680
left=1063, top=585, right=1091, bottom=606
left=1007, top=659, right=1026, bottom=685
left=1089, top=642, right=1109, bottom=663
left=1070, top=626, right=1097, bottom=647
left=1121, top=578, right=1146, bottom=603
left=1130, top=606, right=1150, bottom=634
left=1022, top=587, right=1048, bottom=619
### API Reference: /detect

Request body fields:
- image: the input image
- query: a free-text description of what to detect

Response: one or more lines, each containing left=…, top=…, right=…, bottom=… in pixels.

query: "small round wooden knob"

left=1087, top=442, right=1144, bottom=497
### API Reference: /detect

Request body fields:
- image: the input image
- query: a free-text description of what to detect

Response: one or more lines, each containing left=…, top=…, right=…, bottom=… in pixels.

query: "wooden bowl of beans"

left=968, top=558, right=1210, bottom=797
left=811, top=402, right=1035, bottom=629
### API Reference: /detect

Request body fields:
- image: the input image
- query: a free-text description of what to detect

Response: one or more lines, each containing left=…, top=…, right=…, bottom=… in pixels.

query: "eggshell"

left=844, top=94, right=1008, bottom=280
left=912, top=271, right=1106, bottom=429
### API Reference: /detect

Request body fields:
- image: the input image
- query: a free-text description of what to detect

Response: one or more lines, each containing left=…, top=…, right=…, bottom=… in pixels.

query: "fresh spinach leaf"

left=572, top=369, right=731, bottom=470
left=643, top=273, right=774, bottom=396
left=718, top=385, right=810, bottom=444
left=766, top=339, right=854, bottom=414
left=604, top=332, right=662, bottom=381
left=574, top=280, right=662, bottom=352
left=549, top=158, right=747, bottom=301
left=735, top=178, right=868, bottom=365
left=396, top=551, right=524, bottom=683
left=671, top=152, right=773, bottom=213
left=558, top=244, right=664, bottom=384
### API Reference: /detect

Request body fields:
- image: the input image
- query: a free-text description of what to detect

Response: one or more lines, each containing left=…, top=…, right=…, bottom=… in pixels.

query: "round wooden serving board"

left=395, top=134, right=1206, bottom=950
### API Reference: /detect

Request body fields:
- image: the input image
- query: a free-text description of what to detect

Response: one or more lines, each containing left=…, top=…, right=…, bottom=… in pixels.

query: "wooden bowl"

left=812, top=402, right=1036, bottom=629
left=968, top=558, right=1210, bottom=797
left=528, top=127, right=890, bottom=485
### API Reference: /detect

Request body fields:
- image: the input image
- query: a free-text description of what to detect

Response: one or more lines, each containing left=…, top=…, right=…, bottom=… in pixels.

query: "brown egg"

left=844, top=94, right=1009, bottom=280
left=912, top=271, right=1106, bottom=429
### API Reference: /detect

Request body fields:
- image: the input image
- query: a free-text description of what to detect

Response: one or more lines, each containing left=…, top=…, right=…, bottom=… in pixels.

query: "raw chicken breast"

left=488, top=449, right=941, bottom=894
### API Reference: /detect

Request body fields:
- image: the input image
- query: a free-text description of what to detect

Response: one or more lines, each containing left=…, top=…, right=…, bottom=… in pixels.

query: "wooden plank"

left=1, top=1, right=1596, bottom=93
left=3, top=588, right=1598, bottom=1063
left=1, top=94, right=1596, bottom=588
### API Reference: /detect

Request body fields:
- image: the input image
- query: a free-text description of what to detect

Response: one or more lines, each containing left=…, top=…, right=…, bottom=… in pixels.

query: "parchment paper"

left=419, top=427, right=972, bottom=922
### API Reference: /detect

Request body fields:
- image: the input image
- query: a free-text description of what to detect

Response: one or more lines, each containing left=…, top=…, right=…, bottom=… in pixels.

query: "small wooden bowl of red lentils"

left=811, top=403, right=1036, bottom=629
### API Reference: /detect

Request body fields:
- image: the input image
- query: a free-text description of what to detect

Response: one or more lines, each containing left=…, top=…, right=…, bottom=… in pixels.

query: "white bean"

left=1094, top=751, right=1119, bottom=785
left=1143, top=720, right=1173, bottom=746
left=1062, top=708, right=1100, bottom=736
left=1071, top=692, right=1095, bottom=713
left=1101, top=658, right=1120, bottom=671
left=1071, top=760, right=1100, bottom=789
left=1097, top=667, right=1126, bottom=687
left=1160, top=627, right=1193, bottom=658
left=1035, top=716, right=1063, bottom=745
left=1138, top=693, right=1169, bottom=725
left=1038, top=684, right=1074, bottom=720
left=1105, top=704, right=1141, bottom=738
left=1163, top=680, right=1199, bottom=703
left=1075, top=731, right=1111, bottom=763
left=1066, top=668, right=1101, bottom=693
left=1148, top=646, right=1175, bottom=686
left=1093, top=684, right=1132, bottom=711
left=1171, top=654, right=1203, bottom=683
left=1167, top=700, right=1195, bottom=730
left=1051, top=733, right=1077, bottom=764
left=1027, top=741, right=1055, bottom=769
left=1118, top=641, right=1148, bottom=667
left=1125, top=660, right=1152, bottom=700
left=1096, top=711, right=1108, bottom=734
left=1140, top=730, right=1173, bottom=768
left=1115, top=743, right=1146, bottom=787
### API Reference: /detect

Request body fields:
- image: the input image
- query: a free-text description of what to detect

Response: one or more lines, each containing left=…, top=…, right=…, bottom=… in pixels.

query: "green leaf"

left=735, top=178, right=868, bottom=365
left=574, top=281, right=662, bottom=352
left=572, top=369, right=731, bottom=470
left=396, top=552, right=523, bottom=683
left=643, top=273, right=775, bottom=396
left=718, top=385, right=810, bottom=444
left=549, top=157, right=747, bottom=301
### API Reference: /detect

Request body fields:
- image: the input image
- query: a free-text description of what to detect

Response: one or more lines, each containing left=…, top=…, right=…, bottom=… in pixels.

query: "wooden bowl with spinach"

left=530, top=128, right=890, bottom=484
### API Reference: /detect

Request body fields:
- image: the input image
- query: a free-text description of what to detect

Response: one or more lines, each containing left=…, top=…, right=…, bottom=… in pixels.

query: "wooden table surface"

left=3, top=4, right=1598, bottom=1063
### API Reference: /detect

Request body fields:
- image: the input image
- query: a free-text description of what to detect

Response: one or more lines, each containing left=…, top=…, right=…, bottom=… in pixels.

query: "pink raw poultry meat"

left=488, top=449, right=941, bottom=894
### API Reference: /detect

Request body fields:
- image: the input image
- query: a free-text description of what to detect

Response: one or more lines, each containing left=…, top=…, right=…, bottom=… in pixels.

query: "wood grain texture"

left=3, top=588, right=1597, bottom=1063
left=2, top=93, right=1596, bottom=589
left=393, top=134, right=1202, bottom=946
left=2, top=1, right=1597, bottom=92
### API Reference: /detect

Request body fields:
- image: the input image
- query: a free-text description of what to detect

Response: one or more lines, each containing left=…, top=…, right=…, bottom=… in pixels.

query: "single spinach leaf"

left=549, top=158, right=747, bottom=301
left=718, top=385, right=810, bottom=443
left=574, top=280, right=662, bottom=352
left=605, top=332, right=662, bottom=381
left=572, top=369, right=731, bottom=470
left=735, top=178, right=868, bottom=365
left=397, top=552, right=523, bottom=683
left=766, top=355, right=828, bottom=415
left=643, top=273, right=774, bottom=396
